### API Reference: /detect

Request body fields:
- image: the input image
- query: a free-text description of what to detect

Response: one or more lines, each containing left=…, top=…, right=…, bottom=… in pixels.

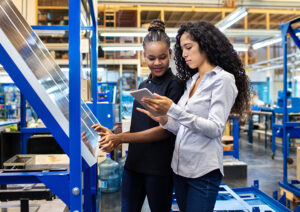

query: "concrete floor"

left=1, top=132, right=299, bottom=211
left=100, top=132, right=299, bottom=212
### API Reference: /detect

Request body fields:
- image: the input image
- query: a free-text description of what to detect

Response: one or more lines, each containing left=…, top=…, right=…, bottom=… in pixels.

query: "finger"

left=136, top=107, right=151, bottom=116
left=99, top=136, right=107, bottom=143
left=91, top=124, right=101, bottom=129
left=98, top=132, right=109, bottom=136
left=142, top=97, right=157, bottom=104
left=81, top=131, right=86, bottom=136
left=94, top=125, right=105, bottom=132
left=152, top=93, right=163, bottom=99
left=100, top=143, right=113, bottom=152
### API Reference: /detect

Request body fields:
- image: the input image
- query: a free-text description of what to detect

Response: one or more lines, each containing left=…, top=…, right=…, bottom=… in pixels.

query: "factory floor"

left=100, top=132, right=298, bottom=212
left=0, top=132, right=298, bottom=211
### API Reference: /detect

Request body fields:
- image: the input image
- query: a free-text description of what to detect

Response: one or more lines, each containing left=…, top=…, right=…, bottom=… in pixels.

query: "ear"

left=169, top=48, right=172, bottom=57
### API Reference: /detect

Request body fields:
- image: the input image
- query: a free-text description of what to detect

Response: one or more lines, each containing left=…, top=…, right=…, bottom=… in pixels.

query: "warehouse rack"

left=277, top=17, right=300, bottom=200
left=0, top=0, right=99, bottom=211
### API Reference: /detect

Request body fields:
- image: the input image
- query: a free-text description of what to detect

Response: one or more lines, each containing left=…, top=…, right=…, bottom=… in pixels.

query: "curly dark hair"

left=174, top=21, right=250, bottom=116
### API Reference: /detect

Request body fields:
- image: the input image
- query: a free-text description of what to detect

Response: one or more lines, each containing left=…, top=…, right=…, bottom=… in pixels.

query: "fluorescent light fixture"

left=233, top=43, right=249, bottom=52
left=101, top=32, right=147, bottom=37
left=101, top=42, right=248, bottom=52
left=215, top=7, right=248, bottom=31
left=101, top=43, right=143, bottom=51
left=252, top=37, right=282, bottom=50
left=34, top=30, right=66, bottom=36
left=102, top=46, right=143, bottom=51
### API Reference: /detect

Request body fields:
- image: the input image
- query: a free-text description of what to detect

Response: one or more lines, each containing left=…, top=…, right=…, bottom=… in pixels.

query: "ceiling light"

left=102, top=46, right=143, bottom=51
left=101, top=43, right=143, bottom=51
left=100, top=32, right=147, bottom=37
left=233, top=43, right=249, bottom=52
left=215, top=7, right=248, bottom=31
left=252, top=37, right=282, bottom=50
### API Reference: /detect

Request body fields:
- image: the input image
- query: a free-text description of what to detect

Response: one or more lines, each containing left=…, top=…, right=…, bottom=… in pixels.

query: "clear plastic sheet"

left=0, top=0, right=99, bottom=165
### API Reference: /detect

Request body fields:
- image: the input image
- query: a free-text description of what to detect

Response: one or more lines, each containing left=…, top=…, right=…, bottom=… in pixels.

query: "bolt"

left=72, top=187, right=80, bottom=196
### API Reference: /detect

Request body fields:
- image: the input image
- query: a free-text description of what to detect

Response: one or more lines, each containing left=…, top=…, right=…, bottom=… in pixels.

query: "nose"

left=154, top=58, right=161, bottom=65
left=182, top=50, right=187, bottom=58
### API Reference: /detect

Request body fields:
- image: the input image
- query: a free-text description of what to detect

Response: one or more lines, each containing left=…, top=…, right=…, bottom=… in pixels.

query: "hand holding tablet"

left=130, top=88, right=160, bottom=117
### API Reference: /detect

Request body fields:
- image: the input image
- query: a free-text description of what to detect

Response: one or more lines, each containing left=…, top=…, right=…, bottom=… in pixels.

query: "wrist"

left=117, top=133, right=125, bottom=144
left=161, top=116, right=168, bottom=126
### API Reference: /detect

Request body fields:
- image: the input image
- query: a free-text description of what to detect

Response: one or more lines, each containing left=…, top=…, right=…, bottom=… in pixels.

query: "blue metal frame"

left=278, top=17, right=300, bottom=199
left=171, top=180, right=291, bottom=211
left=223, top=117, right=240, bottom=159
left=0, top=0, right=99, bottom=211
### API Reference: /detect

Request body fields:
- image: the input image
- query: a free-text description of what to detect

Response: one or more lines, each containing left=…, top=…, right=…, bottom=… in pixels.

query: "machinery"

left=0, top=0, right=99, bottom=211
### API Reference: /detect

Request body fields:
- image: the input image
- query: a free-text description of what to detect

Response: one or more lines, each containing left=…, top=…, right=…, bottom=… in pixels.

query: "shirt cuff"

left=160, top=117, right=178, bottom=135
left=167, top=103, right=182, bottom=120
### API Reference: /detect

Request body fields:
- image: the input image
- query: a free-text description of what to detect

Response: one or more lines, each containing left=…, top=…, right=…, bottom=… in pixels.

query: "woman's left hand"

left=99, top=134, right=121, bottom=153
left=142, top=93, right=173, bottom=115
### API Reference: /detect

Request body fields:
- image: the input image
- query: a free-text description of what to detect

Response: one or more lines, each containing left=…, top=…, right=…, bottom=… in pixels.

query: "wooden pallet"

left=280, top=187, right=300, bottom=202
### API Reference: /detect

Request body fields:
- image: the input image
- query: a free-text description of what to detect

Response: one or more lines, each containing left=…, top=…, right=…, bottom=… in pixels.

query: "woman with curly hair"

left=138, top=21, right=250, bottom=211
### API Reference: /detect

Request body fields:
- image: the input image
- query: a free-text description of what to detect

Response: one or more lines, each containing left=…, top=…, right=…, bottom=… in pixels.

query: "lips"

left=185, top=60, right=191, bottom=64
left=153, top=68, right=163, bottom=72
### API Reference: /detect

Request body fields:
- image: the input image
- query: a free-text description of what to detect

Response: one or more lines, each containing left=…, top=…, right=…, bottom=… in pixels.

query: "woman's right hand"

left=136, top=107, right=168, bottom=126
left=91, top=124, right=112, bottom=137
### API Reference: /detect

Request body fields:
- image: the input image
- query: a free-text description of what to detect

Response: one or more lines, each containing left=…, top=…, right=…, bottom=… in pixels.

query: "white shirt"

left=163, top=66, right=238, bottom=178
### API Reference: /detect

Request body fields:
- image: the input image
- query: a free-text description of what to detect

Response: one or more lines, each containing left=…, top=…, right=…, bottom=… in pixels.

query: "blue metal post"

left=91, top=1, right=98, bottom=117
left=248, top=114, right=253, bottom=143
left=69, top=0, right=82, bottom=210
left=233, top=118, right=240, bottom=159
left=20, top=93, right=27, bottom=153
left=271, top=113, right=276, bottom=154
left=282, top=30, right=288, bottom=184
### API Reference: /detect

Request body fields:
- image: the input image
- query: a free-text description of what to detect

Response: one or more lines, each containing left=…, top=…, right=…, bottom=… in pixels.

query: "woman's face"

left=144, top=41, right=171, bottom=78
left=180, top=32, right=206, bottom=70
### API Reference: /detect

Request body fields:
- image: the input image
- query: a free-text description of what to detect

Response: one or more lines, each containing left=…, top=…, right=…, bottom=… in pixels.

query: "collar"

left=146, top=68, right=173, bottom=85
left=192, top=66, right=222, bottom=81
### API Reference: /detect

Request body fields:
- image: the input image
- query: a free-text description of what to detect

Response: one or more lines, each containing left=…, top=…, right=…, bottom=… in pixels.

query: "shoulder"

left=166, top=70, right=184, bottom=89
left=138, top=80, right=147, bottom=88
left=215, top=69, right=235, bottom=84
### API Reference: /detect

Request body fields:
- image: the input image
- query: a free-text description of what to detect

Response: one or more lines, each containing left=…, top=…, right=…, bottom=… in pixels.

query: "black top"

left=124, top=68, right=184, bottom=176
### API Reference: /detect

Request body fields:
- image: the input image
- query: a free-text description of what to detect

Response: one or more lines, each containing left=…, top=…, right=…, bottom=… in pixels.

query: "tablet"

left=130, top=88, right=160, bottom=117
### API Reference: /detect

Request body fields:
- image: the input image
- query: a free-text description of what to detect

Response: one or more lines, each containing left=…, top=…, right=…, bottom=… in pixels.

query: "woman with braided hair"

left=139, top=21, right=250, bottom=211
left=92, top=19, right=183, bottom=212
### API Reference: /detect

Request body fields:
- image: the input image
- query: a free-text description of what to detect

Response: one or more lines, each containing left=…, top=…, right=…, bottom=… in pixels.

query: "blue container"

left=98, top=153, right=120, bottom=193
left=118, top=150, right=128, bottom=183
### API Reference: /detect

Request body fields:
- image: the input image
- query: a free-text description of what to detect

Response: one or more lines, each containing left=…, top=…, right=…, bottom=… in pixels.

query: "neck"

left=198, top=61, right=216, bottom=77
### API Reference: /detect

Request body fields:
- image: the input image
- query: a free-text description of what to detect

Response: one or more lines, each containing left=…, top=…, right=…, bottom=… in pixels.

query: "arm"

left=167, top=75, right=237, bottom=138
left=99, top=126, right=171, bottom=152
